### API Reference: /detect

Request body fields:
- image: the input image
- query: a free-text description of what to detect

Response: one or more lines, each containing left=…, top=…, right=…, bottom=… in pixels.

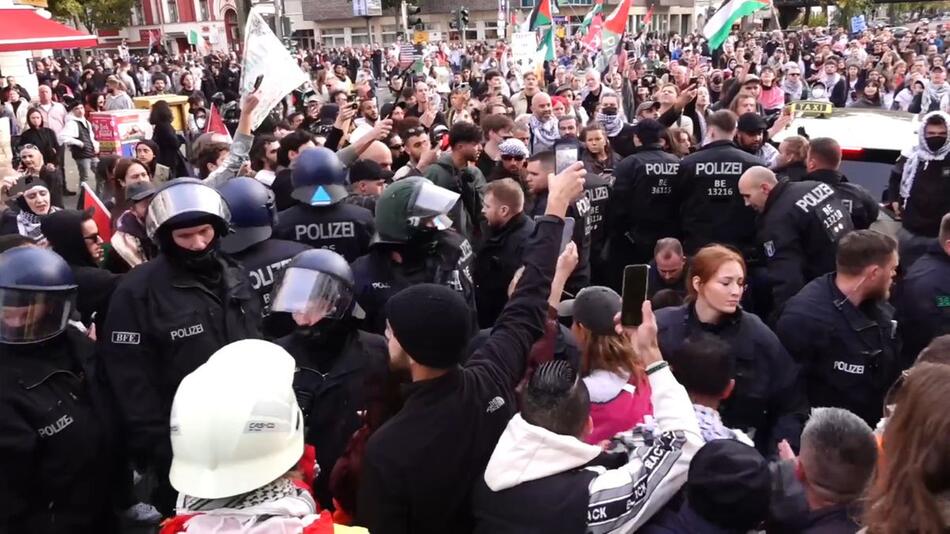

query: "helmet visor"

left=270, top=268, right=353, bottom=322
left=146, top=183, right=231, bottom=239
left=409, top=181, right=459, bottom=231
left=0, top=288, right=74, bottom=344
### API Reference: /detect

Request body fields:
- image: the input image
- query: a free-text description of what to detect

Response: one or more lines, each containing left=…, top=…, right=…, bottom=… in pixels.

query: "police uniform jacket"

left=356, top=216, right=563, bottom=534
left=473, top=213, right=536, bottom=328
left=231, top=238, right=311, bottom=339
left=98, top=253, right=262, bottom=469
left=277, top=326, right=388, bottom=510
left=776, top=273, right=901, bottom=427
left=609, top=145, right=682, bottom=263
left=351, top=230, right=477, bottom=335
left=274, top=202, right=375, bottom=263
left=525, top=190, right=590, bottom=296
left=0, top=328, right=122, bottom=532
left=803, top=169, right=879, bottom=230
left=673, top=140, right=764, bottom=255
left=895, top=244, right=950, bottom=365
left=657, top=303, right=807, bottom=453
left=756, top=179, right=854, bottom=313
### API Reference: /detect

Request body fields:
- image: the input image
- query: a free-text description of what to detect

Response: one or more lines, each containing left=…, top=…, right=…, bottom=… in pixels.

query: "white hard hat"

left=169, top=339, right=304, bottom=499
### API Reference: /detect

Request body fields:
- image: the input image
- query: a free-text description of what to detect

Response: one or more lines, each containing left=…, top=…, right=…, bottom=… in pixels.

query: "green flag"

left=576, top=0, right=604, bottom=36
left=537, top=26, right=556, bottom=62
left=187, top=29, right=200, bottom=46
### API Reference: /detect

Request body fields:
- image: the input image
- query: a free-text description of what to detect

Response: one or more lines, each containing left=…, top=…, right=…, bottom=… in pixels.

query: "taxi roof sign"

left=788, top=101, right=834, bottom=117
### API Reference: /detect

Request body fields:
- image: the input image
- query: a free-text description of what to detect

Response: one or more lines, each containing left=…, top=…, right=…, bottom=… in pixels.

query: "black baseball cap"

left=737, top=112, right=768, bottom=133
left=632, top=118, right=665, bottom=145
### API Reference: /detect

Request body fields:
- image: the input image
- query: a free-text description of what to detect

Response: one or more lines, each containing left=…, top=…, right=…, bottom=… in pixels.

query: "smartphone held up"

left=621, top=264, right=650, bottom=327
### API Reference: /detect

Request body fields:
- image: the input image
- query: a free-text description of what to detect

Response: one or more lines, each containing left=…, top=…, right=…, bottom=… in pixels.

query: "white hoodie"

left=483, top=366, right=703, bottom=534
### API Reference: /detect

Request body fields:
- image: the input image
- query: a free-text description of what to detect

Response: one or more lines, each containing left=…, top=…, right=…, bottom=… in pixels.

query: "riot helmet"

left=217, top=177, right=277, bottom=254
left=145, top=178, right=231, bottom=241
left=290, top=147, right=348, bottom=207
left=270, top=249, right=359, bottom=325
left=373, top=177, right=459, bottom=244
left=0, top=247, right=77, bottom=344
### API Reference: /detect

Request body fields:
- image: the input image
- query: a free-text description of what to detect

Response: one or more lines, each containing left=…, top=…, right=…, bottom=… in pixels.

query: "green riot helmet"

left=373, top=177, right=460, bottom=244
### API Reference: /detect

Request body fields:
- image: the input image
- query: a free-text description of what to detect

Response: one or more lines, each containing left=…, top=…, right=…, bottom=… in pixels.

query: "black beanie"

left=687, top=439, right=772, bottom=530
left=386, top=283, right=471, bottom=369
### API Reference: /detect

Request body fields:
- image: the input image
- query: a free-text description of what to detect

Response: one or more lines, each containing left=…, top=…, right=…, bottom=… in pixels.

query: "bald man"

left=360, top=140, right=394, bottom=171
left=739, top=166, right=854, bottom=312
left=529, top=92, right=559, bottom=153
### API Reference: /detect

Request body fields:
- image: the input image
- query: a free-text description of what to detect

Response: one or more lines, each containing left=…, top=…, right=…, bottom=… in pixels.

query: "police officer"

left=674, top=110, right=764, bottom=256
left=777, top=230, right=902, bottom=428
left=583, top=151, right=611, bottom=287
left=218, top=177, right=310, bottom=338
left=271, top=249, right=388, bottom=510
left=739, top=166, right=854, bottom=314
left=607, top=119, right=681, bottom=290
left=351, top=176, right=476, bottom=334
left=0, top=247, right=121, bottom=531
left=803, top=137, right=879, bottom=230
left=273, top=147, right=375, bottom=262
left=894, top=213, right=950, bottom=366
left=524, top=150, right=591, bottom=295
left=99, top=178, right=262, bottom=513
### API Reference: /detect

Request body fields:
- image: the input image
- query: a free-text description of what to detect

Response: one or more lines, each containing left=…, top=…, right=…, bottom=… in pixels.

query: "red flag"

left=643, top=5, right=655, bottom=27
left=206, top=104, right=232, bottom=140
left=78, top=182, right=112, bottom=243
left=581, top=14, right=605, bottom=52
left=602, top=0, right=631, bottom=36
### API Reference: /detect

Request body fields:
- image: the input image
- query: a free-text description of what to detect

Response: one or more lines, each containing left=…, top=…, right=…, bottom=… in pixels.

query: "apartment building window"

left=292, top=29, right=315, bottom=49
left=130, top=1, right=144, bottom=25
left=483, top=21, right=499, bottom=39
left=198, top=0, right=211, bottom=21
left=165, top=0, right=179, bottom=23
left=321, top=28, right=345, bottom=47
left=381, top=24, right=401, bottom=44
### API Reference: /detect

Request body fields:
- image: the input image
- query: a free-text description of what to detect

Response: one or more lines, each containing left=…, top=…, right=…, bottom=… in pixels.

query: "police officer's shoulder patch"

left=763, top=240, right=776, bottom=258
left=111, top=331, right=141, bottom=345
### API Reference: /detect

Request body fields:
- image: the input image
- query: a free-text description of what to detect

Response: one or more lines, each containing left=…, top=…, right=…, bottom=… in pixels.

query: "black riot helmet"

left=217, top=177, right=277, bottom=254
left=146, top=178, right=231, bottom=243
left=0, top=247, right=78, bottom=344
left=270, top=249, right=362, bottom=325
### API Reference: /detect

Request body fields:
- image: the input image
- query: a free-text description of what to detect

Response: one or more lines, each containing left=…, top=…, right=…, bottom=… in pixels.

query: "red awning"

left=0, top=8, right=98, bottom=52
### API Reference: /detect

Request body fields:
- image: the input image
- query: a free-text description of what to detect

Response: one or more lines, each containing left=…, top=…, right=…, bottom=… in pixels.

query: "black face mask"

left=297, top=317, right=350, bottom=347
left=159, top=230, right=223, bottom=275
left=926, top=136, right=947, bottom=153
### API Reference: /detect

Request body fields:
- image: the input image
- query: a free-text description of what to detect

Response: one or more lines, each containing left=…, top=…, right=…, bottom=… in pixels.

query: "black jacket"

left=277, top=325, right=388, bottom=510
left=673, top=140, right=764, bottom=256
left=803, top=169, right=879, bottom=230
left=230, top=238, right=311, bottom=338
left=889, top=155, right=950, bottom=237
left=473, top=213, right=536, bottom=328
left=151, top=121, right=186, bottom=179
left=0, top=329, right=122, bottom=533
left=98, top=252, right=262, bottom=473
left=352, top=230, right=477, bottom=335
left=41, top=209, right=122, bottom=329
left=894, top=245, right=950, bottom=366
left=356, top=216, right=562, bottom=534
left=776, top=273, right=901, bottom=427
left=17, top=126, right=61, bottom=167
left=776, top=161, right=809, bottom=183
left=274, top=202, right=375, bottom=263
left=609, top=144, right=682, bottom=265
left=657, top=303, right=807, bottom=454
left=272, top=168, right=297, bottom=212
left=755, top=180, right=854, bottom=314
left=525, top=190, right=590, bottom=296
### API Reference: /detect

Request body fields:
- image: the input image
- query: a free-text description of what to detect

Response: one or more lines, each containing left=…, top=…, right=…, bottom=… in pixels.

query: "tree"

left=48, top=0, right=136, bottom=32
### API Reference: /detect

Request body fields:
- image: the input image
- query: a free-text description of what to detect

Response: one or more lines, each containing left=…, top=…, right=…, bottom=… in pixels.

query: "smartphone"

left=621, top=264, right=650, bottom=327
left=253, top=74, right=264, bottom=91
left=555, top=143, right=578, bottom=174
left=689, top=76, right=698, bottom=86
left=559, top=217, right=575, bottom=254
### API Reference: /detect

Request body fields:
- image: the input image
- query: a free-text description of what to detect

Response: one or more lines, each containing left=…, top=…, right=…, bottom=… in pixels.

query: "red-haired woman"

left=655, top=244, right=806, bottom=455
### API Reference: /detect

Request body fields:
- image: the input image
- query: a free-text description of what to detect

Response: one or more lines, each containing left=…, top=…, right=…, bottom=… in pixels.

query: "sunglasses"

left=501, top=154, right=525, bottom=161
left=404, top=126, right=427, bottom=137
left=83, top=233, right=101, bottom=243
left=389, top=144, right=404, bottom=150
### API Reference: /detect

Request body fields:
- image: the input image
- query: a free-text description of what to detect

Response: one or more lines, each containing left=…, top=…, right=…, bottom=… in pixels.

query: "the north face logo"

left=486, top=396, right=505, bottom=413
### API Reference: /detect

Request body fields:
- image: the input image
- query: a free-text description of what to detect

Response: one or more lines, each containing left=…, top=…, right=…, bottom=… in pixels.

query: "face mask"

left=925, top=135, right=947, bottom=152
left=195, top=116, right=207, bottom=130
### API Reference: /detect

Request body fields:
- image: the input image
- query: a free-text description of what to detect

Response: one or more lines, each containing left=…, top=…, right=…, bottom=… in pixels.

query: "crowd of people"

left=2, top=14, right=950, bottom=534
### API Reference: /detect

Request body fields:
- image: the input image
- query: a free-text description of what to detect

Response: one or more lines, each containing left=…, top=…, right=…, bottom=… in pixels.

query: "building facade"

left=97, top=0, right=240, bottom=54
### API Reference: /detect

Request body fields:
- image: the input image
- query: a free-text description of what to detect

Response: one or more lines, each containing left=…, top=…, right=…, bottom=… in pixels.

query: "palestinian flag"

left=187, top=28, right=200, bottom=45
left=76, top=182, right=112, bottom=243
left=596, top=0, right=631, bottom=69
left=703, top=0, right=768, bottom=50
left=537, top=26, right=556, bottom=62
left=576, top=0, right=604, bottom=36
left=529, top=0, right=553, bottom=30
left=206, top=104, right=232, bottom=141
